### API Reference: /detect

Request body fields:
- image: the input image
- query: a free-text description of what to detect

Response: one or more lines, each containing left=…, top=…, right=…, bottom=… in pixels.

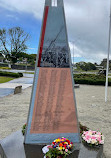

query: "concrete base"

left=0, top=130, right=25, bottom=158
left=0, top=131, right=103, bottom=158
left=24, top=144, right=79, bottom=158
left=24, top=144, right=44, bottom=158
left=79, top=143, right=103, bottom=158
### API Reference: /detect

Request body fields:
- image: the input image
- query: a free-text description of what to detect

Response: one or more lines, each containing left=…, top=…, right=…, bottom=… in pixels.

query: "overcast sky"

left=0, top=0, right=110, bottom=63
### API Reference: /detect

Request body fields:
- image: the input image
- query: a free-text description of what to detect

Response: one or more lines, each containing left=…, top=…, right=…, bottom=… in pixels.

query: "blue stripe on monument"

left=25, top=68, right=39, bottom=143
left=25, top=133, right=80, bottom=144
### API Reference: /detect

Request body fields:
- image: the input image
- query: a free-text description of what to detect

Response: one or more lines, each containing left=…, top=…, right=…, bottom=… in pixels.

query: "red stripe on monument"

left=38, top=6, right=49, bottom=67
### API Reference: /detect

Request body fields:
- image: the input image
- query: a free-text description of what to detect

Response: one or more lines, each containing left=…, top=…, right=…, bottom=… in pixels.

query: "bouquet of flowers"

left=42, top=137, right=74, bottom=158
left=81, top=130, right=104, bottom=146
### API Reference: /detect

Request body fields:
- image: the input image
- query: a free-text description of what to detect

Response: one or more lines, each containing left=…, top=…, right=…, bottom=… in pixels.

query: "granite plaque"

left=30, top=68, right=78, bottom=134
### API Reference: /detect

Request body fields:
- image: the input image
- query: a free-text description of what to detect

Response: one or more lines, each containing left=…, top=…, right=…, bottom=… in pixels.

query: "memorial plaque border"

left=25, top=67, right=80, bottom=144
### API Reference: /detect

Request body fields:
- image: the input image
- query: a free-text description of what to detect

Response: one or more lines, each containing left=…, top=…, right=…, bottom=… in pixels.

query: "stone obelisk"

left=24, top=0, right=80, bottom=157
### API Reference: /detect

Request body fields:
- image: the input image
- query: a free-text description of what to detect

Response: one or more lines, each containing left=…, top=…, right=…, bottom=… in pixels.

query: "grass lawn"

left=0, top=76, right=14, bottom=83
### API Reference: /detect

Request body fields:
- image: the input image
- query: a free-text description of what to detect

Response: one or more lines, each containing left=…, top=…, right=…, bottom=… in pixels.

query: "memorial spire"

left=24, top=0, right=80, bottom=156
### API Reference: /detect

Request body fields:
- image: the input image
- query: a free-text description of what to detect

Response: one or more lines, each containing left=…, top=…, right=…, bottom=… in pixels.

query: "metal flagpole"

left=105, top=0, right=111, bottom=102
left=73, top=41, right=74, bottom=65
left=70, top=38, right=80, bottom=68
left=70, top=41, right=74, bottom=66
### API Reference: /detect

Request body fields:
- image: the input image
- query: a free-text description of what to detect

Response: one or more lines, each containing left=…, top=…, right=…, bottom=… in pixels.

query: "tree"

left=76, top=62, right=96, bottom=71
left=100, top=58, right=111, bottom=69
left=94, top=62, right=98, bottom=66
left=16, top=52, right=36, bottom=65
left=0, top=27, right=29, bottom=64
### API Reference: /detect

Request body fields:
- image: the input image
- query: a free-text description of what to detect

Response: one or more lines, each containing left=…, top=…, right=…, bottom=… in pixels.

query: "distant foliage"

left=17, top=52, right=36, bottom=66
left=100, top=58, right=111, bottom=69
left=75, top=62, right=97, bottom=71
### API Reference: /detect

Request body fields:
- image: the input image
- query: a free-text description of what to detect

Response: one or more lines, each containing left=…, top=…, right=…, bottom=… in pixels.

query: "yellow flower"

left=59, top=147, right=63, bottom=150
left=64, top=142, right=68, bottom=145
left=55, top=139, right=60, bottom=143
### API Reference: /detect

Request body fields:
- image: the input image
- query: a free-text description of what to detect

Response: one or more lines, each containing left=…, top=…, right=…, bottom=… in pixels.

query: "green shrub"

left=18, top=72, right=23, bottom=77
left=0, top=71, right=23, bottom=78
left=74, top=74, right=111, bottom=86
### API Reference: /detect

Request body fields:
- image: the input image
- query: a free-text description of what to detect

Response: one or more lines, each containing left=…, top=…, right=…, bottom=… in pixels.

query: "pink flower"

left=86, top=135, right=91, bottom=139
left=65, top=149, right=68, bottom=152
left=92, top=136, right=96, bottom=139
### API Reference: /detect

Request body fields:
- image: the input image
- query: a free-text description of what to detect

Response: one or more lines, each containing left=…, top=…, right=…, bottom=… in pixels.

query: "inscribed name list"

left=30, top=68, right=78, bottom=134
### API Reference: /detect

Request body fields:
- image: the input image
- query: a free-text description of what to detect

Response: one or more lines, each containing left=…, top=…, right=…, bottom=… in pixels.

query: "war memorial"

left=0, top=0, right=103, bottom=157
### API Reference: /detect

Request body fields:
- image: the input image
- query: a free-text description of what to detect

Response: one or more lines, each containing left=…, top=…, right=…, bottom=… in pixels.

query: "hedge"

left=0, top=63, right=8, bottom=67
left=0, top=71, right=23, bottom=78
left=18, top=72, right=23, bottom=77
left=74, top=74, right=111, bottom=86
left=0, top=67, right=11, bottom=70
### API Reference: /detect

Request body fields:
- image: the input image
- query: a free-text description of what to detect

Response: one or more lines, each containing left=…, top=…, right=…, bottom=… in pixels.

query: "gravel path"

left=0, top=85, right=111, bottom=158
left=75, top=85, right=111, bottom=158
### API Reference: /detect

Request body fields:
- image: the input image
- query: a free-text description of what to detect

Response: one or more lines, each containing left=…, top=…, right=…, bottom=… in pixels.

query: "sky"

left=0, top=0, right=111, bottom=64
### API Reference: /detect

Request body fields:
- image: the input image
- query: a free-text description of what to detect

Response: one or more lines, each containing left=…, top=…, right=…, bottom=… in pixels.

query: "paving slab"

left=0, top=88, right=14, bottom=98
left=9, top=77, right=33, bottom=84
left=23, top=74, right=34, bottom=78
left=0, top=75, right=33, bottom=98
left=0, top=83, right=32, bottom=89
left=0, top=70, right=34, bottom=73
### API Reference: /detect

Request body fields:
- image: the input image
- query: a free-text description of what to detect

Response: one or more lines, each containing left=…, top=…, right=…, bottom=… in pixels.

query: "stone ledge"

left=0, top=130, right=103, bottom=158
left=79, top=143, right=103, bottom=158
